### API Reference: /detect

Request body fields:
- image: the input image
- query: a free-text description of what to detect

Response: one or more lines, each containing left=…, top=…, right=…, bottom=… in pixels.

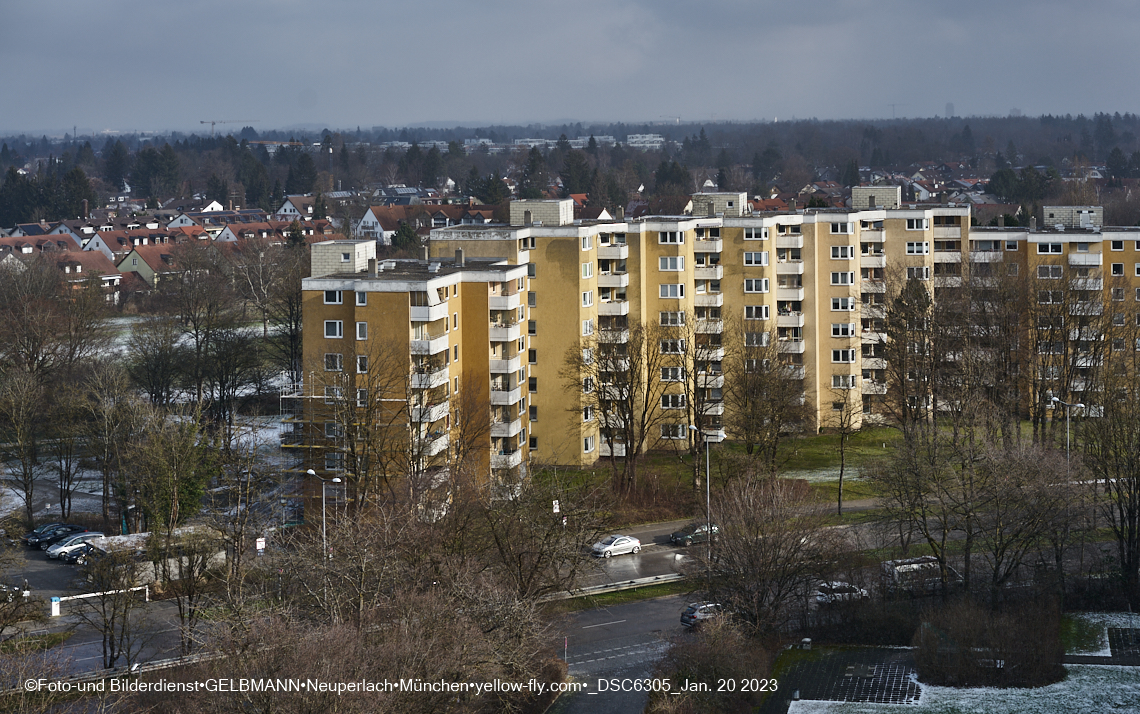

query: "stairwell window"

left=324, top=320, right=343, bottom=338
left=745, top=278, right=769, bottom=293
left=324, top=290, right=342, bottom=304
left=660, top=284, right=685, bottom=299
left=745, top=305, right=769, bottom=320
left=831, top=272, right=855, bottom=285
left=744, top=252, right=768, bottom=266
left=324, top=353, right=343, bottom=371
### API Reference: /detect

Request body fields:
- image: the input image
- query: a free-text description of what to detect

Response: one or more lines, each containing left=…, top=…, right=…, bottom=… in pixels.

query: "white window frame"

left=356, top=355, right=368, bottom=373
left=1037, top=243, right=1063, bottom=254
left=830, top=222, right=853, bottom=234
left=744, top=251, right=769, bottom=266
left=324, top=353, right=343, bottom=372
left=355, top=291, right=367, bottom=306
left=659, top=256, right=684, bottom=271
left=356, top=322, right=367, bottom=340
left=581, top=235, right=593, bottom=251
left=832, top=348, right=857, bottom=363
left=831, top=246, right=854, bottom=259
left=743, top=227, right=767, bottom=240
left=905, top=218, right=928, bottom=231
left=324, top=320, right=343, bottom=338
left=831, top=297, right=855, bottom=311
left=906, top=241, right=929, bottom=255
left=659, top=283, right=685, bottom=299
left=1037, top=265, right=1063, bottom=279
left=661, top=393, right=685, bottom=409
left=661, top=367, right=685, bottom=382
left=324, top=290, right=342, bottom=304
left=660, top=311, right=685, bottom=326
left=830, top=272, right=855, bottom=285
left=660, top=339, right=685, bottom=354
left=744, top=278, right=769, bottom=293
left=582, top=290, right=593, bottom=307
left=831, top=323, right=856, bottom=338
left=745, top=332, right=770, bottom=347
left=583, top=436, right=595, bottom=453
left=659, top=231, right=683, bottom=244
left=582, top=319, right=593, bottom=336
left=906, top=266, right=930, bottom=280
left=660, top=424, right=686, bottom=439
left=832, top=374, right=858, bottom=389
left=745, top=305, right=769, bottom=320
left=581, top=262, right=593, bottom=278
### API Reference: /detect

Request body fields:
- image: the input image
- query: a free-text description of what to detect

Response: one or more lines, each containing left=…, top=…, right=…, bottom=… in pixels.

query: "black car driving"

left=670, top=522, right=720, bottom=547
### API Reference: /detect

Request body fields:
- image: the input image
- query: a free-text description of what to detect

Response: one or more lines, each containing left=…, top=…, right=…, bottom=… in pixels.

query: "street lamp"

left=1050, top=397, right=1084, bottom=476
left=689, top=425, right=712, bottom=579
left=307, top=469, right=342, bottom=560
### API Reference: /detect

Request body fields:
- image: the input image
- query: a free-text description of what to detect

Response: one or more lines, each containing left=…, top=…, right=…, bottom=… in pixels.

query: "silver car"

left=815, top=581, right=868, bottom=606
left=590, top=534, right=641, bottom=558
left=46, top=533, right=104, bottom=560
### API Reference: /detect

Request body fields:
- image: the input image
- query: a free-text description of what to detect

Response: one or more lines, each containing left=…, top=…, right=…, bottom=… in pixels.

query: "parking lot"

left=8, top=539, right=94, bottom=600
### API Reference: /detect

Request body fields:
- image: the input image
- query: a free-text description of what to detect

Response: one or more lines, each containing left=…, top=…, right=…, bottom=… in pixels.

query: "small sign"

left=552, top=500, right=560, bottom=514
left=562, top=516, right=567, bottom=527
left=255, top=537, right=266, bottom=551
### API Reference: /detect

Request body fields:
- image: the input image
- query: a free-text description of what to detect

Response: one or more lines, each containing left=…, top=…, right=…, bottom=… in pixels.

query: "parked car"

left=20, top=522, right=66, bottom=546
left=681, top=602, right=723, bottom=628
left=881, top=555, right=963, bottom=597
left=26, top=525, right=84, bottom=548
left=63, top=543, right=94, bottom=565
left=670, top=522, right=720, bottom=547
left=46, top=533, right=104, bottom=560
left=815, top=581, right=868, bottom=606
left=591, top=534, right=641, bottom=558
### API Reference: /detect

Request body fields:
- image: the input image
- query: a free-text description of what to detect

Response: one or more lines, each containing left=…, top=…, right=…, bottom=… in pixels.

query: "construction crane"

left=199, top=119, right=258, bottom=137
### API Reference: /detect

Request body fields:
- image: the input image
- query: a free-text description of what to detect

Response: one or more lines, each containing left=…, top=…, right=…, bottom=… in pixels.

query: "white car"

left=591, top=534, right=641, bottom=558
left=46, top=533, right=104, bottom=560
left=815, top=581, right=868, bottom=606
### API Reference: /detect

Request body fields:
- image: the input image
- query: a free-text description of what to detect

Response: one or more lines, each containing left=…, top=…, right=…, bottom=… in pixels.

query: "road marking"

left=581, top=619, right=626, bottom=629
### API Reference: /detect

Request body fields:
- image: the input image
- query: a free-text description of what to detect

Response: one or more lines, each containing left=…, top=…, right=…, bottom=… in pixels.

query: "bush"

left=913, top=597, right=1065, bottom=688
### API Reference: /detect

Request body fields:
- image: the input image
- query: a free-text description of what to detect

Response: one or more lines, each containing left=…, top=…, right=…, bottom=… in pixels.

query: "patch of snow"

left=788, top=665, right=1140, bottom=713
left=783, top=467, right=864, bottom=483
left=1069, top=612, right=1140, bottom=657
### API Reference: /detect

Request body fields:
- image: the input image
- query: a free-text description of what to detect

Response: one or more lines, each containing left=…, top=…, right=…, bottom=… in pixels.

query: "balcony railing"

left=776, top=311, right=804, bottom=328
left=489, top=355, right=521, bottom=373
left=598, top=300, right=630, bottom=316
left=491, top=450, right=523, bottom=469
left=694, top=265, right=723, bottom=280
left=409, top=304, right=449, bottom=321
left=410, top=334, right=449, bottom=355
left=411, top=366, right=449, bottom=389
left=490, top=418, right=523, bottom=438
left=694, top=293, right=724, bottom=307
left=597, top=244, right=629, bottom=260
left=489, top=386, right=523, bottom=405
left=488, top=293, right=521, bottom=310
left=775, top=261, right=805, bottom=275
left=695, top=319, right=723, bottom=334
left=598, top=273, right=630, bottom=288
left=489, top=322, right=521, bottom=342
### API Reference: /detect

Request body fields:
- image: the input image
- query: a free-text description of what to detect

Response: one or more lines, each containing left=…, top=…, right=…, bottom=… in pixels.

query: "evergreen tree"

left=518, top=147, right=549, bottom=199
left=287, top=220, right=305, bottom=248
left=313, top=193, right=327, bottom=220
left=104, top=140, right=130, bottom=191
left=391, top=222, right=420, bottom=251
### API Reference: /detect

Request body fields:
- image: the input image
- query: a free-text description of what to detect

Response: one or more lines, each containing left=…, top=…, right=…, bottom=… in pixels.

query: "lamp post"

left=689, top=425, right=712, bottom=582
left=307, top=469, right=342, bottom=560
left=1050, top=397, right=1084, bottom=477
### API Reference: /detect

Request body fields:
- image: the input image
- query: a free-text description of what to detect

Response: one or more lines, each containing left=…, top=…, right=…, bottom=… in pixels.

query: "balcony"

left=597, top=244, right=629, bottom=260
left=490, top=386, right=522, bottom=405
left=698, top=373, right=724, bottom=388
left=488, top=293, right=521, bottom=311
left=783, top=365, right=806, bottom=380
left=410, top=334, right=449, bottom=355
left=489, top=355, right=521, bottom=373
left=776, top=311, right=804, bottom=328
left=862, top=381, right=888, bottom=395
left=861, top=281, right=886, bottom=293
left=694, top=264, right=723, bottom=280
left=933, top=276, right=963, bottom=288
left=598, top=329, right=630, bottom=344
left=862, top=331, right=886, bottom=343
left=419, top=431, right=449, bottom=457
left=695, top=319, right=723, bottom=334
left=409, top=304, right=449, bottom=321
left=411, top=366, right=449, bottom=389
left=701, top=401, right=725, bottom=416
left=489, top=322, right=521, bottom=342
left=1070, top=378, right=1089, bottom=392
left=933, top=251, right=962, bottom=263
left=598, top=300, right=630, bottom=316
left=695, top=293, right=724, bottom=307
left=776, top=261, right=805, bottom=275
left=933, top=226, right=961, bottom=239
left=1070, top=278, right=1104, bottom=291
left=776, top=286, right=805, bottom=301
left=598, top=272, right=630, bottom=288
left=777, top=340, right=805, bottom=354
left=775, top=234, right=804, bottom=249
left=1069, top=253, right=1103, bottom=266
left=862, top=357, right=887, bottom=370
left=1070, top=303, right=1104, bottom=316
left=698, top=346, right=725, bottom=361
left=970, top=251, right=1004, bottom=263
left=491, top=450, right=523, bottom=469
left=600, top=441, right=627, bottom=457
left=861, top=304, right=886, bottom=318
left=411, top=401, right=449, bottom=423
left=490, top=418, right=523, bottom=438
left=860, top=229, right=885, bottom=242
left=694, top=238, right=723, bottom=252
left=1075, top=354, right=1102, bottom=368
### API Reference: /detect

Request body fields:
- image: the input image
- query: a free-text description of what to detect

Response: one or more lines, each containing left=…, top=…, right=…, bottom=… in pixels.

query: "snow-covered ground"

left=788, top=665, right=1140, bottom=713
left=1068, top=612, right=1140, bottom=657
left=784, top=467, right=863, bottom=483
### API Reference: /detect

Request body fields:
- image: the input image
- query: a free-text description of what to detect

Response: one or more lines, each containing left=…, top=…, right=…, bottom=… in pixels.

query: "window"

left=661, top=367, right=685, bottom=381
left=831, top=246, right=854, bottom=259
left=906, top=218, right=927, bottom=231
left=357, top=355, right=368, bottom=373
left=528, top=376, right=537, bottom=393
left=661, top=394, right=685, bottom=409
left=529, top=405, right=537, bottom=421
left=453, top=344, right=459, bottom=362
left=831, top=323, right=856, bottom=337
left=659, top=256, right=684, bottom=271
left=1038, top=290, right=1063, bottom=304
left=582, top=377, right=593, bottom=393
left=582, top=262, right=593, bottom=278
left=528, top=436, right=537, bottom=450
left=324, top=386, right=342, bottom=404
left=582, top=319, right=593, bottom=336
left=745, top=305, right=769, bottom=320
left=1111, top=240, right=1124, bottom=251
left=745, top=332, right=770, bottom=347
left=583, top=406, right=593, bottom=422
left=527, top=291, right=536, bottom=308
left=452, top=313, right=458, bottom=330
left=660, top=311, right=685, bottom=326
left=324, top=290, right=342, bottom=304
left=906, top=266, right=930, bottom=280
left=745, top=278, right=769, bottom=293
left=830, top=222, right=853, bottom=234
left=906, top=242, right=929, bottom=255
left=1007, top=263, right=1020, bottom=276
left=1113, top=313, right=1126, bottom=326
left=832, top=375, right=858, bottom=389
left=355, top=322, right=367, bottom=341
left=744, top=227, right=767, bottom=240
left=659, top=231, right=683, bottom=244
left=744, top=252, right=769, bottom=266
left=832, top=349, right=856, bottom=363
left=1076, top=242, right=1090, bottom=252
left=1006, top=241, right=1019, bottom=251
left=582, top=291, right=593, bottom=307
left=1113, top=288, right=1125, bottom=301
left=325, top=452, right=344, bottom=471
left=324, top=320, right=343, bottom=338
left=832, top=297, right=854, bottom=311
left=1037, top=243, right=1063, bottom=254
left=583, top=436, right=595, bottom=453
left=777, top=223, right=801, bottom=234
left=1113, top=263, right=1125, bottom=276
left=528, top=320, right=537, bottom=335
left=356, top=388, right=368, bottom=407
left=660, top=283, right=685, bottom=298
left=831, top=272, right=855, bottom=285
left=324, top=353, right=343, bottom=371
left=356, top=292, right=367, bottom=306
left=660, top=339, right=685, bottom=354
left=340, top=252, right=351, bottom=262
left=661, top=424, right=686, bottom=439
left=528, top=349, right=537, bottom=364
left=581, top=235, right=592, bottom=251
left=1037, top=265, right=1063, bottom=279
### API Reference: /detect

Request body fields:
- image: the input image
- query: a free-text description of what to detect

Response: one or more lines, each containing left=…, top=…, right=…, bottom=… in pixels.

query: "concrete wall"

left=691, top=192, right=748, bottom=218
left=311, top=240, right=376, bottom=278
left=509, top=199, right=574, bottom=227
left=851, top=186, right=901, bottom=210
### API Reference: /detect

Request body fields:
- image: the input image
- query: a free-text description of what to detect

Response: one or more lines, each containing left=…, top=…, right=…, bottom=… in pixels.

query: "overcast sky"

left=3, top=0, right=1138, bottom=136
